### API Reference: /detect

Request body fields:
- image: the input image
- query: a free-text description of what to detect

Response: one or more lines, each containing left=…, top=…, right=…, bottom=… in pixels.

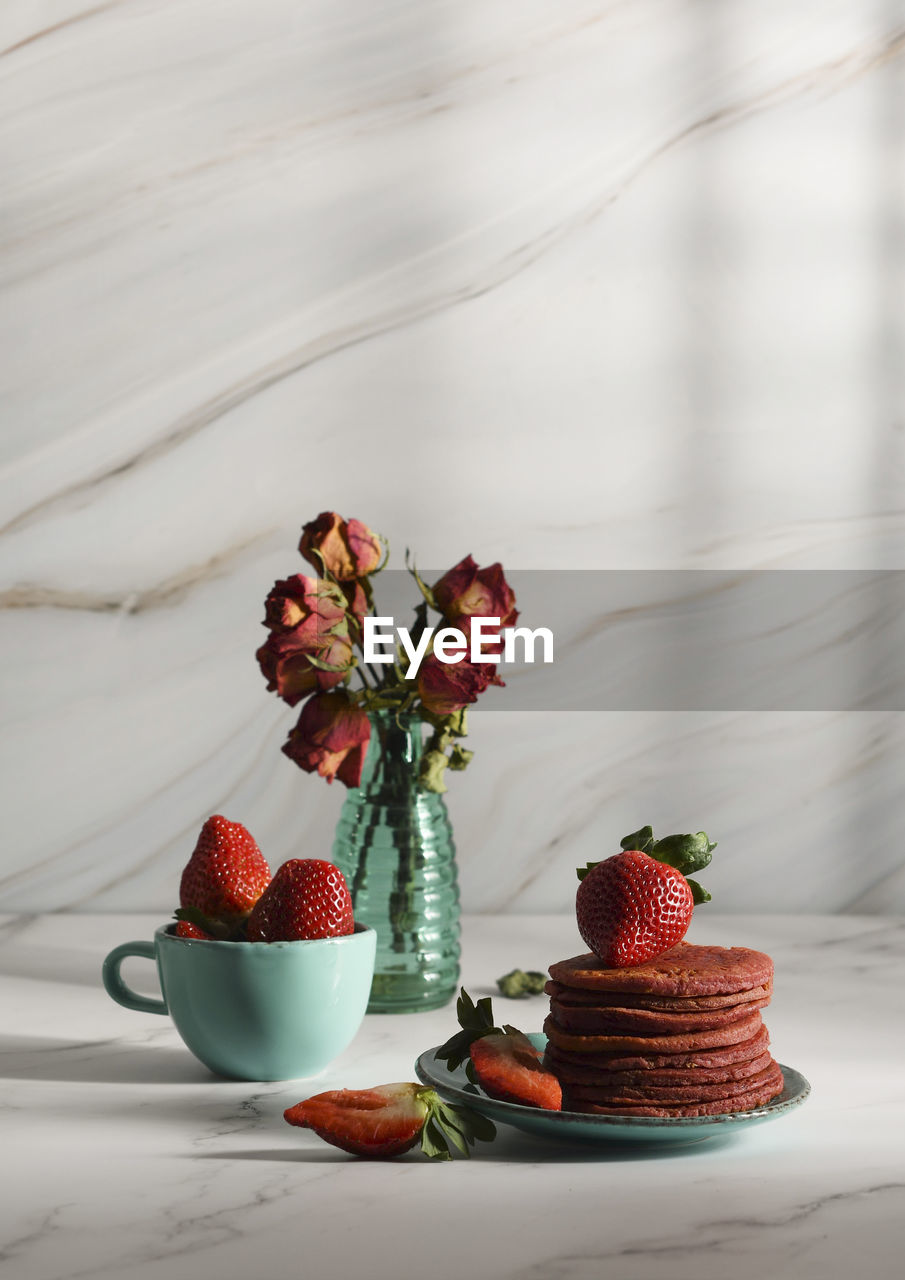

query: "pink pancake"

left=544, top=1048, right=775, bottom=1087
left=562, top=1059, right=781, bottom=1104
left=542, top=1023, right=771, bottom=1072
left=543, top=1009, right=764, bottom=1055
left=549, top=995, right=770, bottom=1036
left=548, top=943, right=773, bottom=997
left=566, top=1063, right=785, bottom=1117
left=544, top=980, right=772, bottom=1011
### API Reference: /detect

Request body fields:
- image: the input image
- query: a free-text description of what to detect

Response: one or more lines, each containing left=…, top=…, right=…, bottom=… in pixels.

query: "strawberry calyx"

left=435, top=988, right=529, bottom=1081
left=436, top=990, right=562, bottom=1109
left=577, top=825, right=716, bottom=905
left=416, top=1087, right=497, bottom=1160
left=434, top=988, right=505, bottom=1073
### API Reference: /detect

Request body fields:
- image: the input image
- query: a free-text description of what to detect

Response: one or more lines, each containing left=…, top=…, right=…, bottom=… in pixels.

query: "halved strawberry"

left=435, top=989, right=561, bottom=1110
left=470, top=1030, right=562, bottom=1111
left=284, top=1083, right=495, bottom=1160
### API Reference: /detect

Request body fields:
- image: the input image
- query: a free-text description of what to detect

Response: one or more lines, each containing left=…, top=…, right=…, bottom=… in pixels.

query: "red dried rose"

left=256, top=575, right=353, bottom=706
left=341, top=580, right=369, bottom=633
left=431, top=556, right=518, bottom=656
left=299, top=512, right=383, bottom=581
left=417, top=654, right=501, bottom=718
left=282, top=691, right=371, bottom=787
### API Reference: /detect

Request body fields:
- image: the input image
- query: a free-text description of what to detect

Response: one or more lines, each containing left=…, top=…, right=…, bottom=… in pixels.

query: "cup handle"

left=102, top=941, right=168, bottom=1015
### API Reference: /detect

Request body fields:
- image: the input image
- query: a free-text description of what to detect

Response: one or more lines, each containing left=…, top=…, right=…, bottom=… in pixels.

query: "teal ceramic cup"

left=102, top=923, right=376, bottom=1080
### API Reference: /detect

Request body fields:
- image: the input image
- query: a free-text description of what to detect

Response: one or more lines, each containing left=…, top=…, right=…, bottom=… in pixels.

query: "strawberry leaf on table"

left=496, top=969, right=547, bottom=999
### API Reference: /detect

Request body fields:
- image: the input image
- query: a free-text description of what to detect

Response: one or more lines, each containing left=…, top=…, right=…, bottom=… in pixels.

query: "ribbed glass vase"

left=332, top=710, right=460, bottom=1013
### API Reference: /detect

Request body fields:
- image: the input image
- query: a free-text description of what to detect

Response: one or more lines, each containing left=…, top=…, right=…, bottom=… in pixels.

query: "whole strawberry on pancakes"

left=543, top=824, right=785, bottom=1117
left=575, top=825, right=714, bottom=967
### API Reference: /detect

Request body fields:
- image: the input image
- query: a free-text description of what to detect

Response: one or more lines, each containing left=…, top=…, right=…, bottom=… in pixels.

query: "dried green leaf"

left=304, top=652, right=351, bottom=673
left=496, top=969, right=547, bottom=999
left=405, top=550, right=438, bottom=610
left=448, top=744, right=474, bottom=772
left=419, top=748, right=449, bottom=793
left=372, top=535, right=391, bottom=575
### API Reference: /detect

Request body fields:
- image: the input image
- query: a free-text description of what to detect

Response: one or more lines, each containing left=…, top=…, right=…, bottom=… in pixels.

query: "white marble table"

left=2, top=913, right=902, bottom=1280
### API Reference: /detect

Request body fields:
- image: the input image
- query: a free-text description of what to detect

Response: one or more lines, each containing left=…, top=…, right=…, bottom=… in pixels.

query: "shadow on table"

left=0, top=1033, right=210, bottom=1084
left=191, top=1129, right=738, bottom=1164
left=0, top=943, right=110, bottom=988
left=487, top=1127, right=739, bottom=1161
left=193, top=1148, right=363, bottom=1164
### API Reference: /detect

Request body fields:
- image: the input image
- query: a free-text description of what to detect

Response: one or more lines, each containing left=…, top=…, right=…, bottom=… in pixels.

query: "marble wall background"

left=2, top=0, right=904, bottom=914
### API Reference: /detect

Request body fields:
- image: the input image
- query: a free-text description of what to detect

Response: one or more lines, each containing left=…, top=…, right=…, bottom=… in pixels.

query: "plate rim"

left=415, top=1031, right=810, bottom=1130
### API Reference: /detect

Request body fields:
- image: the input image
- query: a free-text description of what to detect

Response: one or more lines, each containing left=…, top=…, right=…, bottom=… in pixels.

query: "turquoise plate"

left=415, top=1033, right=810, bottom=1146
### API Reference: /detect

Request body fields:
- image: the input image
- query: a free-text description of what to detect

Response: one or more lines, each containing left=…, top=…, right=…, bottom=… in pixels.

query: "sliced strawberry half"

left=435, top=989, right=562, bottom=1111
left=470, top=1030, right=562, bottom=1111
left=284, top=1083, right=495, bottom=1160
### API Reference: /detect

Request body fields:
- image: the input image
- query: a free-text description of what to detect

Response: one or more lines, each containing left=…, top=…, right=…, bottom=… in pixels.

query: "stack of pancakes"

left=543, top=942, right=784, bottom=1117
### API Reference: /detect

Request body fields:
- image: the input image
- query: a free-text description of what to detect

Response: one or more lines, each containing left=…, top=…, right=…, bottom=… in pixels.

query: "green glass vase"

left=332, top=710, right=460, bottom=1013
